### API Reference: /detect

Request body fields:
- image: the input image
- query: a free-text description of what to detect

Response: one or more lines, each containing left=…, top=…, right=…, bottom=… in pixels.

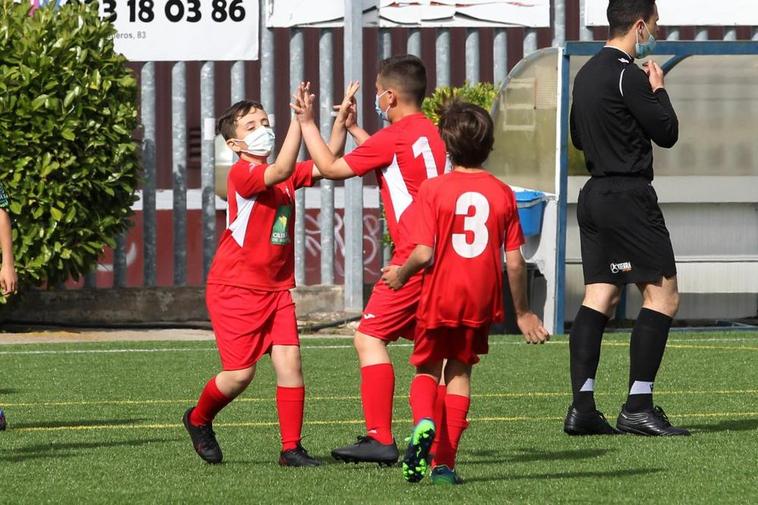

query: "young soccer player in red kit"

left=291, top=55, right=448, bottom=465
left=182, top=84, right=353, bottom=467
left=382, top=102, right=550, bottom=484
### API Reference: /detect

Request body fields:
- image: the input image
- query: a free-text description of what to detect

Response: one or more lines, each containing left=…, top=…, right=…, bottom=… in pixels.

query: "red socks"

left=430, top=384, right=447, bottom=456
left=190, top=376, right=232, bottom=426
left=360, top=363, right=395, bottom=444
left=276, top=386, right=305, bottom=451
left=409, top=375, right=439, bottom=423
left=433, top=394, right=470, bottom=469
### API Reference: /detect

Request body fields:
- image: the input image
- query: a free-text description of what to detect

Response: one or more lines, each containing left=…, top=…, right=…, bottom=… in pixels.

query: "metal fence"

left=86, top=0, right=758, bottom=313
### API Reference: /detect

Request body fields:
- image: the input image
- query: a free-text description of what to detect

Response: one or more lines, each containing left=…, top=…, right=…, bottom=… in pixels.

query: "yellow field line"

left=5, top=389, right=758, bottom=408
left=12, top=411, right=758, bottom=433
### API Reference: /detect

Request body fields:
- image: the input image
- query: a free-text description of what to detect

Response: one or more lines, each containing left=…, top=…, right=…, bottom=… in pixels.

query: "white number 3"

left=452, top=192, right=490, bottom=259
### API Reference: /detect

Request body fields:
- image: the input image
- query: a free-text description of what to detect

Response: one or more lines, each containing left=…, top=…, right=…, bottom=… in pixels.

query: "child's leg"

left=190, top=366, right=255, bottom=427
left=271, top=344, right=305, bottom=451
left=409, top=361, right=443, bottom=424
left=433, top=360, right=472, bottom=470
left=430, top=363, right=447, bottom=456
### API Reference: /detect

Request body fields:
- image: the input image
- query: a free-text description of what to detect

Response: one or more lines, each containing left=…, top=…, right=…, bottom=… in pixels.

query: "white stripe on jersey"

left=229, top=192, right=258, bottom=247
left=382, top=154, right=413, bottom=221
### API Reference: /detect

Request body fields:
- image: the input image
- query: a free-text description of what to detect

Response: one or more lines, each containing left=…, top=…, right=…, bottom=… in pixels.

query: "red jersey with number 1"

left=343, top=113, right=447, bottom=264
left=207, top=159, right=315, bottom=291
left=413, top=171, right=525, bottom=329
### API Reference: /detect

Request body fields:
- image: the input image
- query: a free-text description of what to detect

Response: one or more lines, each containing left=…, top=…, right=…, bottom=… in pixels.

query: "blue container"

left=515, top=190, right=546, bottom=237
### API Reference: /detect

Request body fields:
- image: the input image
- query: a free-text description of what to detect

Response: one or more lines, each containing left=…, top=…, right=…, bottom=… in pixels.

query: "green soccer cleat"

left=401, top=418, right=435, bottom=483
left=430, top=465, right=464, bottom=485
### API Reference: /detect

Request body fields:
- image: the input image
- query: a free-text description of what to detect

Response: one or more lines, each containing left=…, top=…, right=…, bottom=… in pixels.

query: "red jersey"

left=207, top=159, right=315, bottom=291
left=413, top=171, right=525, bottom=328
left=343, top=113, right=447, bottom=263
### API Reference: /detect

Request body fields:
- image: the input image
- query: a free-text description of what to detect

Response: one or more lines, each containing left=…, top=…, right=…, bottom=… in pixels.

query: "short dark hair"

left=378, top=54, right=427, bottom=106
left=216, top=99, right=265, bottom=140
left=607, top=0, right=656, bottom=38
left=438, top=101, right=494, bottom=168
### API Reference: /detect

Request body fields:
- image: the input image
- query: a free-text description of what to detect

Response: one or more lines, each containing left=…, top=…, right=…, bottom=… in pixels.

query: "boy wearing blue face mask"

left=182, top=84, right=353, bottom=467
left=292, top=55, right=448, bottom=465
left=566, top=0, right=687, bottom=437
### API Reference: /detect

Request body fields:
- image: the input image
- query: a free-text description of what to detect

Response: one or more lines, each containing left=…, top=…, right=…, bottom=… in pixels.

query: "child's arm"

left=291, top=85, right=358, bottom=181
left=0, top=209, right=17, bottom=296
left=261, top=84, right=307, bottom=187
left=505, top=248, right=550, bottom=344
left=381, top=245, right=433, bottom=290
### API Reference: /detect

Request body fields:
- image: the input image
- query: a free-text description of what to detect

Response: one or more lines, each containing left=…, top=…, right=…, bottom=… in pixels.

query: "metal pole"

left=379, top=28, right=392, bottom=59
left=290, top=29, right=306, bottom=286
left=344, top=0, right=364, bottom=311
left=465, top=28, right=480, bottom=83
left=579, top=0, right=593, bottom=41
left=319, top=29, right=335, bottom=285
left=114, top=233, right=127, bottom=288
left=201, top=61, right=216, bottom=281
left=493, top=28, right=508, bottom=85
left=172, top=62, right=187, bottom=286
left=523, top=28, right=538, bottom=56
left=141, top=61, right=157, bottom=287
left=260, top=0, right=275, bottom=145
left=230, top=61, right=245, bottom=104
left=407, top=28, right=421, bottom=56
left=436, top=28, right=451, bottom=87
left=553, top=0, right=565, bottom=47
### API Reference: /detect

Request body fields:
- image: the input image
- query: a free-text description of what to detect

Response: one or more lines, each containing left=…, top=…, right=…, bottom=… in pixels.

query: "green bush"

left=0, top=0, right=139, bottom=291
left=422, top=82, right=499, bottom=124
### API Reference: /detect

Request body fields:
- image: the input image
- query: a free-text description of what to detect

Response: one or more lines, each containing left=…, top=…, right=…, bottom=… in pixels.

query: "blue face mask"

left=374, top=90, right=390, bottom=122
left=635, top=22, right=656, bottom=58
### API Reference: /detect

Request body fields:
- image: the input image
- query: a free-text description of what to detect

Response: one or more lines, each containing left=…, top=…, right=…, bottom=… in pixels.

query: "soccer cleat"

left=402, top=418, right=436, bottom=483
left=331, top=435, right=399, bottom=466
left=616, top=405, right=691, bottom=436
left=182, top=407, right=223, bottom=464
left=430, top=465, right=464, bottom=485
left=0, top=409, right=6, bottom=431
left=563, top=405, right=621, bottom=435
left=279, top=443, right=321, bottom=467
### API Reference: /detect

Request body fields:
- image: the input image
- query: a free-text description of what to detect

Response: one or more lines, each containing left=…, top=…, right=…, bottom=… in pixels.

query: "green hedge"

left=422, top=82, right=499, bottom=125
left=0, top=1, right=140, bottom=291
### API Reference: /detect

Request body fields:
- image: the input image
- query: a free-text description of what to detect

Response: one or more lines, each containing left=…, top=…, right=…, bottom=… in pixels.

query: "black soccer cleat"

left=331, top=435, right=399, bottom=466
left=563, top=405, right=621, bottom=435
left=0, top=409, right=6, bottom=431
left=279, top=443, right=322, bottom=467
left=182, top=407, right=223, bottom=464
left=617, top=405, right=691, bottom=436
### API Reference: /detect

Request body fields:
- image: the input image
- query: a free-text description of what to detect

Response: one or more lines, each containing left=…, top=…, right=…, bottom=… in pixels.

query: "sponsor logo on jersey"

left=363, top=313, right=377, bottom=320
left=270, top=205, right=292, bottom=245
left=610, top=261, right=632, bottom=274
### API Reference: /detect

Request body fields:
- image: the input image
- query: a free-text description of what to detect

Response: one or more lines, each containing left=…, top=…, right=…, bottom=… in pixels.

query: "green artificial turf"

left=1, top=332, right=756, bottom=504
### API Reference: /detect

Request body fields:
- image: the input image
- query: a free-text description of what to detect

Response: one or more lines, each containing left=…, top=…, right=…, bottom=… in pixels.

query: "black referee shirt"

left=570, top=46, right=679, bottom=180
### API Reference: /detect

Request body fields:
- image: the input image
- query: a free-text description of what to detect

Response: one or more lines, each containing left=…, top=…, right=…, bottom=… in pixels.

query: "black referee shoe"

left=279, top=443, right=321, bottom=467
left=563, top=405, right=621, bottom=435
left=0, top=409, right=6, bottom=431
left=331, top=436, right=399, bottom=466
left=182, top=407, right=223, bottom=464
left=617, top=405, right=691, bottom=436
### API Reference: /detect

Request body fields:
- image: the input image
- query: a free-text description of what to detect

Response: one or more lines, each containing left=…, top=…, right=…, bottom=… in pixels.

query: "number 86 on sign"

left=100, top=0, right=246, bottom=23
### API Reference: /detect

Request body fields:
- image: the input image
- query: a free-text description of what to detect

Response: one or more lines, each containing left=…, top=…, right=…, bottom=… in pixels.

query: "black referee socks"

left=569, top=306, right=609, bottom=413
left=626, top=308, right=673, bottom=412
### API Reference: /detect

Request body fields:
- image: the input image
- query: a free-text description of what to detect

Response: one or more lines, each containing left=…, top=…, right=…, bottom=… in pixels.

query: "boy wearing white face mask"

left=292, top=55, right=448, bottom=466
left=182, top=84, right=352, bottom=467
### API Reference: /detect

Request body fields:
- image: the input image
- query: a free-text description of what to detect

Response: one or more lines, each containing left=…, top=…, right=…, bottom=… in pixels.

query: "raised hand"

left=290, top=81, right=316, bottom=124
left=334, top=80, right=360, bottom=128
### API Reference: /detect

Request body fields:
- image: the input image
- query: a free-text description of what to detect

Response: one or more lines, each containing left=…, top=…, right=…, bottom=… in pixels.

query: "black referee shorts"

left=577, top=176, right=677, bottom=286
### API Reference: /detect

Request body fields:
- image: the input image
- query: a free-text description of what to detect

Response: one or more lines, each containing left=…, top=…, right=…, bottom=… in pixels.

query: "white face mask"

left=240, top=126, right=275, bottom=157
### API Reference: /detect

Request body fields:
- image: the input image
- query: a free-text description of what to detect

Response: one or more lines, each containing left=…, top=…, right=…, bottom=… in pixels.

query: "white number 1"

left=452, top=192, right=490, bottom=259
left=412, top=136, right=441, bottom=179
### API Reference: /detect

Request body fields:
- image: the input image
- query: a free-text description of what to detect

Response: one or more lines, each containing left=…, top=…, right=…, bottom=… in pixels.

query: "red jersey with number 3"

left=207, top=159, right=315, bottom=291
left=413, top=171, right=525, bottom=328
left=343, top=113, right=448, bottom=263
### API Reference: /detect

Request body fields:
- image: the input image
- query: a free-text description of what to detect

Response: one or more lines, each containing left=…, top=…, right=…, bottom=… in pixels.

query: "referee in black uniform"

left=563, top=0, right=689, bottom=436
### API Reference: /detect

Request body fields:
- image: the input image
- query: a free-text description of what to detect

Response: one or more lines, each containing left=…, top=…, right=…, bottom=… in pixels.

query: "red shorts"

left=410, top=324, right=491, bottom=367
left=357, top=273, right=423, bottom=342
left=206, top=284, right=299, bottom=370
